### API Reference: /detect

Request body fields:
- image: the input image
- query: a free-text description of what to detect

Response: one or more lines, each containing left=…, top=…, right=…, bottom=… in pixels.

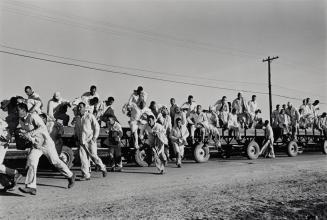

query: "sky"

left=0, top=0, right=326, bottom=126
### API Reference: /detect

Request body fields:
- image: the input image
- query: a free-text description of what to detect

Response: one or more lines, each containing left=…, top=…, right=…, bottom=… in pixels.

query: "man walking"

left=259, top=120, right=275, bottom=158
left=74, top=102, right=107, bottom=180
left=17, top=103, right=75, bottom=195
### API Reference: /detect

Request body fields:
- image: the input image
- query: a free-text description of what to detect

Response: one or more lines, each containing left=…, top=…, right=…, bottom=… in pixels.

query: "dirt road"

left=1, top=153, right=326, bottom=219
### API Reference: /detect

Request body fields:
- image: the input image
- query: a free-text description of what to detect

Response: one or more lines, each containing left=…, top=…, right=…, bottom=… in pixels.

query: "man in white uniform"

left=170, top=118, right=189, bottom=167
left=74, top=102, right=107, bottom=181
left=17, top=103, right=75, bottom=195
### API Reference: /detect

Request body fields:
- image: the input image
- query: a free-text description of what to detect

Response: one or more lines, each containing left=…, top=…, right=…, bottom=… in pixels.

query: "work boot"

left=114, top=166, right=123, bottom=172
left=79, top=176, right=91, bottom=181
left=19, top=187, right=37, bottom=195
left=67, top=172, right=76, bottom=189
left=177, top=164, right=181, bottom=168
left=102, top=169, right=107, bottom=177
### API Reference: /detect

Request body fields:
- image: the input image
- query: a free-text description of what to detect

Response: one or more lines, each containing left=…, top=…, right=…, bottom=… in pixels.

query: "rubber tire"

left=287, top=141, right=299, bottom=157
left=322, top=140, right=327, bottom=155
left=59, top=145, right=74, bottom=169
left=194, top=143, right=210, bottom=163
left=246, top=141, right=260, bottom=160
left=134, top=149, right=150, bottom=167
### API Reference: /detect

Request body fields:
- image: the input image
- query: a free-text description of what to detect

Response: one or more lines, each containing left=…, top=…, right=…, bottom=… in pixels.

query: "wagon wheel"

left=287, top=141, right=298, bottom=157
left=246, top=141, right=260, bottom=160
left=194, top=143, right=210, bottom=163
left=59, top=145, right=74, bottom=168
left=322, top=140, right=327, bottom=155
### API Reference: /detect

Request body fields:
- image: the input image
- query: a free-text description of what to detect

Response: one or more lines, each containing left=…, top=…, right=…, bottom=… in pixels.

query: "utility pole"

left=263, top=56, right=279, bottom=123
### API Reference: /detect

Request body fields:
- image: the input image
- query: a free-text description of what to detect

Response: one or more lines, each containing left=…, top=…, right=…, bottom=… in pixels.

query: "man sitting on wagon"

left=205, top=106, right=221, bottom=146
left=103, top=114, right=123, bottom=172
left=227, top=108, right=241, bottom=141
left=173, top=107, right=187, bottom=128
left=181, top=95, right=196, bottom=117
left=232, top=92, right=249, bottom=128
left=213, top=96, right=229, bottom=128
left=47, top=92, right=71, bottom=126
left=277, top=108, right=290, bottom=136
left=170, top=118, right=189, bottom=168
left=247, top=95, right=259, bottom=128
left=272, top=104, right=281, bottom=128
left=285, top=102, right=300, bottom=140
left=187, top=105, right=208, bottom=144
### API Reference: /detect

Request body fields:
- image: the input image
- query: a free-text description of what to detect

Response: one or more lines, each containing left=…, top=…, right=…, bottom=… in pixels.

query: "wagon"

left=4, top=126, right=326, bottom=168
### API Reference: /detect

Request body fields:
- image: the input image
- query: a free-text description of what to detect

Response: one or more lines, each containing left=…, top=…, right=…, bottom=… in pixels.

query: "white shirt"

left=170, top=125, right=189, bottom=144
left=74, top=113, right=100, bottom=145
left=248, top=100, right=258, bottom=115
left=227, top=113, right=239, bottom=128
left=157, top=113, right=172, bottom=134
left=180, top=101, right=196, bottom=116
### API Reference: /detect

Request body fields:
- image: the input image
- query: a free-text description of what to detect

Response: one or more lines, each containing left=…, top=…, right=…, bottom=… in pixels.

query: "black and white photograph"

left=0, top=0, right=326, bottom=219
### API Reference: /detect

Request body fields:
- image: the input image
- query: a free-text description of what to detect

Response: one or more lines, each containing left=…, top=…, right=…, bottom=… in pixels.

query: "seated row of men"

left=271, top=99, right=326, bottom=139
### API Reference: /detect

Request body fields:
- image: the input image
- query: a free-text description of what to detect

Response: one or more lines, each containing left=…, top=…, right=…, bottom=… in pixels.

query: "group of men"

left=271, top=98, right=326, bottom=139
left=0, top=85, right=326, bottom=195
left=0, top=85, right=119, bottom=195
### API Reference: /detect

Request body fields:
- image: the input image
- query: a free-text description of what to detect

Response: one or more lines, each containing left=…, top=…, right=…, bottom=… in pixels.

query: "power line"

left=2, top=0, right=265, bottom=59
left=3, top=43, right=324, bottom=99
left=3, top=0, right=325, bottom=76
left=1, top=5, right=265, bottom=61
left=0, top=44, right=266, bottom=86
left=1, top=49, right=325, bottom=105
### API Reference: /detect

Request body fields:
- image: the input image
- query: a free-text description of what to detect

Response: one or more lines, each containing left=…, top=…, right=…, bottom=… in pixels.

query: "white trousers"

left=172, top=142, right=185, bottom=165
left=79, top=140, right=106, bottom=178
left=25, top=143, right=73, bottom=189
